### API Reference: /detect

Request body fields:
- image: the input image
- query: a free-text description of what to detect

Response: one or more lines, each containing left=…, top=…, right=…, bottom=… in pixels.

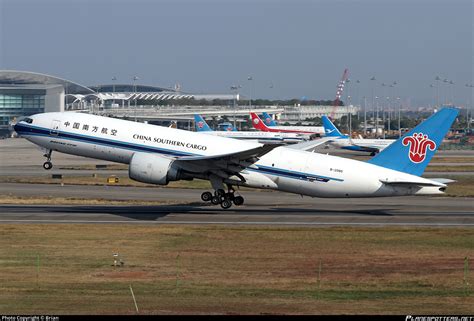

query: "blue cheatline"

left=367, top=107, right=459, bottom=176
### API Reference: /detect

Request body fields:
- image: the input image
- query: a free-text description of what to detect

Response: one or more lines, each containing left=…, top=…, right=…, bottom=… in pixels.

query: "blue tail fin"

left=321, top=116, right=346, bottom=137
left=261, top=112, right=278, bottom=126
left=367, top=107, right=459, bottom=176
left=194, top=114, right=213, bottom=132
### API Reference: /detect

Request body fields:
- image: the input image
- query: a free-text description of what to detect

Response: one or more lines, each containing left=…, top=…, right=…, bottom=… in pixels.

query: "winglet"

left=321, top=116, right=346, bottom=137
left=194, top=114, right=213, bottom=132
left=367, top=107, right=459, bottom=176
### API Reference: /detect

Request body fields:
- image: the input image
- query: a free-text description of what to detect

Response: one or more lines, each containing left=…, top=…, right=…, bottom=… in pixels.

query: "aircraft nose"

left=13, top=122, right=21, bottom=133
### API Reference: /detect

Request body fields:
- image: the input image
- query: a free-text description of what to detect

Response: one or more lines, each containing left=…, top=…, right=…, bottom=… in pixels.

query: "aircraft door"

left=50, top=120, right=61, bottom=136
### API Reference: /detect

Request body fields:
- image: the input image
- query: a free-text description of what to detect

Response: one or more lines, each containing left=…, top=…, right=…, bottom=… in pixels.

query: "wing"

left=286, top=137, right=333, bottom=152
left=174, top=144, right=282, bottom=181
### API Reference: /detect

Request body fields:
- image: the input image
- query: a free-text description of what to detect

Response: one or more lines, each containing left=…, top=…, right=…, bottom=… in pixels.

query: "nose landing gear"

left=42, top=150, right=53, bottom=170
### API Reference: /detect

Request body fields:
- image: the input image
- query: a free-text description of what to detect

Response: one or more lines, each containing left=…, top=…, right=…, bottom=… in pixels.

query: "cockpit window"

left=24, top=118, right=33, bottom=124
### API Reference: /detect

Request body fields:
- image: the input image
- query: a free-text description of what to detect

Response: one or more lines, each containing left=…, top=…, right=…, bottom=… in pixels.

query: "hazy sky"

left=0, top=0, right=472, bottom=106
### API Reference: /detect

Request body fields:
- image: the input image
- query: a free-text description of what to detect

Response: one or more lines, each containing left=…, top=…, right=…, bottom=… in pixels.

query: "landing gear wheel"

left=43, top=150, right=53, bottom=170
left=211, top=196, right=221, bottom=205
left=201, top=191, right=213, bottom=202
left=43, top=161, right=53, bottom=170
left=233, top=196, right=244, bottom=206
left=221, top=199, right=232, bottom=209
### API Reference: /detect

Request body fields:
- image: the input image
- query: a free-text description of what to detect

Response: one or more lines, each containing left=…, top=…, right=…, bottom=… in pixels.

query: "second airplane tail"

left=194, top=114, right=213, bottom=132
left=321, top=116, right=346, bottom=138
left=261, top=112, right=278, bottom=126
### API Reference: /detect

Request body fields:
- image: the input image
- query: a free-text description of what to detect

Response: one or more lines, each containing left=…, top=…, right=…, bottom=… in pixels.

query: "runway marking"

left=0, top=219, right=473, bottom=227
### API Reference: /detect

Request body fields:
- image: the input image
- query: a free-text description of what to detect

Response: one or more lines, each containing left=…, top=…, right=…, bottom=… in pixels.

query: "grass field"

left=0, top=225, right=472, bottom=315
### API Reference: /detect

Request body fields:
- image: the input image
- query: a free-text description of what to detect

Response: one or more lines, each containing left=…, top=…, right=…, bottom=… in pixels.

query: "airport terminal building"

left=0, top=70, right=239, bottom=135
left=0, top=70, right=358, bottom=135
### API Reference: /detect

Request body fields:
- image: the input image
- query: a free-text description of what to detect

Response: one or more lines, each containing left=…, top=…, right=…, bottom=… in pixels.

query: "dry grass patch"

left=0, top=225, right=472, bottom=314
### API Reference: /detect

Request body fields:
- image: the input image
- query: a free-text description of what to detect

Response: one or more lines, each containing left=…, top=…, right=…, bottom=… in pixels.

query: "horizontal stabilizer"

left=429, top=178, right=457, bottom=184
left=379, top=178, right=445, bottom=187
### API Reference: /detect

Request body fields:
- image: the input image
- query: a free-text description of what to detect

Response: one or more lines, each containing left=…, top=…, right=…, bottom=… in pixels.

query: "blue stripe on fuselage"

left=14, top=123, right=192, bottom=157
left=15, top=123, right=343, bottom=183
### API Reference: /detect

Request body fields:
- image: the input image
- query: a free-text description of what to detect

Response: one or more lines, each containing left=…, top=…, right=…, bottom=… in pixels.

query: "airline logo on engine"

left=133, top=134, right=207, bottom=151
left=402, top=132, right=436, bottom=163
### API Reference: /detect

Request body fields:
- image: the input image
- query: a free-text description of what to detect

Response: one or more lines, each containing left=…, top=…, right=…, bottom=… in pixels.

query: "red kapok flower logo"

left=197, top=121, right=204, bottom=129
left=402, top=132, right=436, bottom=163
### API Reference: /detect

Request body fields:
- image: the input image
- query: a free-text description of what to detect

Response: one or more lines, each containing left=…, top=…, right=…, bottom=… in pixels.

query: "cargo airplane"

left=14, top=107, right=457, bottom=209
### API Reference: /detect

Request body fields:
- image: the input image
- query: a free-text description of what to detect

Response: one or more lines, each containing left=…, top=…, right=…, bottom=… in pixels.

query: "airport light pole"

left=345, top=78, right=351, bottom=132
left=430, top=84, right=435, bottom=108
left=388, top=81, right=396, bottom=134
left=435, top=76, right=441, bottom=107
left=112, top=76, right=117, bottom=107
left=466, top=84, right=473, bottom=131
left=363, top=96, right=367, bottom=135
left=133, top=76, right=139, bottom=122
left=443, top=78, right=449, bottom=105
left=449, top=80, right=455, bottom=106
left=375, top=96, right=379, bottom=138
left=397, top=97, right=401, bottom=138
left=247, top=76, right=253, bottom=109
left=370, top=76, right=376, bottom=137
left=381, top=83, right=387, bottom=139
left=355, top=79, right=360, bottom=121
left=230, top=85, right=241, bottom=129
left=348, top=95, right=352, bottom=136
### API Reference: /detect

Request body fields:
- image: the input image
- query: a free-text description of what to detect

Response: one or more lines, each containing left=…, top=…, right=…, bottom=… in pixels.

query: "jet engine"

left=129, top=152, right=182, bottom=185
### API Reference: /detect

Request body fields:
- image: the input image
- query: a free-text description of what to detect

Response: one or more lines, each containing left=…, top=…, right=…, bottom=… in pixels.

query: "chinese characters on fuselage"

left=63, top=121, right=117, bottom=136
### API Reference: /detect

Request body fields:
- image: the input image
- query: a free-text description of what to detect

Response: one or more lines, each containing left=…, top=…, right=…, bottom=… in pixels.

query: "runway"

left=1, top=183, right=473, bottom=227
left=1, top=139, right=473, bottom=227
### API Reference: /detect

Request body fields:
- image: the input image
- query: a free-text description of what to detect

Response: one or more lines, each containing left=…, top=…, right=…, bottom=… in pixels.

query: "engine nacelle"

left=129, top=152, right=180, bottom=185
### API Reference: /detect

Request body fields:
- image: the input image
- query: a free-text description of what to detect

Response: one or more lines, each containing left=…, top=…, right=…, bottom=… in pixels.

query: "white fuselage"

left=330, top=137, right=396, bottom=152
left=15, top=112, right=443, bottom=198
left=199, top=130, right=307, bottom=143
left=270, top=125, right=324, bottom=135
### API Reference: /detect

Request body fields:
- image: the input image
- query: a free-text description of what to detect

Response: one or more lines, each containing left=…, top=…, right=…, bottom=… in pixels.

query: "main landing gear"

left=43, top=150, right=53, bottom=170
left=200, top=186, right=244, bottom=209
